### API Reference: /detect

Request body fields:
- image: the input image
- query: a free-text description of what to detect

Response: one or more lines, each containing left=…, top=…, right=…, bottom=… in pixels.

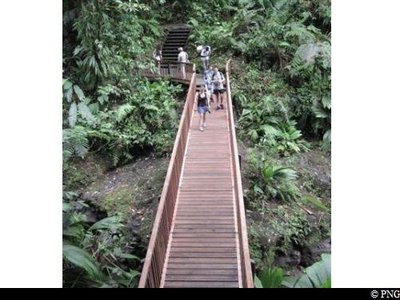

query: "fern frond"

left=261, top=124, right=280, bottom=137
left=116, top=104, right=135, bottom=123
left=63, top=127, right=89, bottom=159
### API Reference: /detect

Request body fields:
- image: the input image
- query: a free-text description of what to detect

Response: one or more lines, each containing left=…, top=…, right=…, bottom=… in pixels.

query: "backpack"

left=201, top=45, right=212, bottom=57
left=212, top=71, right=224, bottom=81
left=205, top=45, right=212, bottom=56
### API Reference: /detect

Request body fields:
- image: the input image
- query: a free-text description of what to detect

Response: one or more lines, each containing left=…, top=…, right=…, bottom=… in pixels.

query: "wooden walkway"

left=139, top=60, right=253, bottom=288
left=162, top=101, right=241, bottom=288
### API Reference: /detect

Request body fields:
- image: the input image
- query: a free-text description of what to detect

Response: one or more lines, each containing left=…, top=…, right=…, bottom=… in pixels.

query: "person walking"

left=200, top=45, right=212, bottom=73
left=204, top=65, right=214, bottom=104
left=196, top=85, right=210, bottom=132
left=212, top=67, right=226, bottom=110
left=152, top=47, right=162, bottom=73
left=177, top=47, right=189, bottom=79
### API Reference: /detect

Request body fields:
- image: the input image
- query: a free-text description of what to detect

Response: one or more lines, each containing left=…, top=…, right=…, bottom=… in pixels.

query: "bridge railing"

left=141, top=60, right=195, bottom=82
left=138, top=66, right=196, bottom=288
left=225, top=59, right=254, bottom=288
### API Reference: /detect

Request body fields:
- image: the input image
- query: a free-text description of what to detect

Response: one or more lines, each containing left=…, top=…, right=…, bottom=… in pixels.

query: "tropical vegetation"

left=63, top=0, right=331, bottom=287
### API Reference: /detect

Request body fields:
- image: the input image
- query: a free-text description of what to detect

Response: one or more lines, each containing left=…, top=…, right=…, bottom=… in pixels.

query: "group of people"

left=177, top=45, right=226, bottom=132
left=195, top=45, right=226, bottom=132
left=153, top=44, right=226, bottom=132
left=153, top=46, right=189, bottom=79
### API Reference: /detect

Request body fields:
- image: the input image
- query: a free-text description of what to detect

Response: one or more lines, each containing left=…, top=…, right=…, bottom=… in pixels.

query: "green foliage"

left=63, top=0, right=174, bottom=166
left=283, top=253, right=331, bottom=288
left=301, top=195, right=329, bottom=212
left=63, top=126, right=89, bottom=159
left=274, top=207, right=312, bottom=248
left=275, top=122, right=309, bottom=156
left=248, top=203, right=313, bottom=269
left=63, top=196, right=141, bottom=288
left=86, top=80, right=182, bottom=166
left=248, top=150, right=300, bottom=202
left=62, top=0, right=331, bottom=288
left=189, top=0, right=330, bottom=150
left=63, top=81, right=182, bottom=167
left=254, top=253, right=331, bottom=288
left=89, top=216, right=124, bottom=231
left=63, top=244, right=104, bottom=281
left=238, top=92, right=306, bottom=156
left=254, top=266, right=284, bottom=288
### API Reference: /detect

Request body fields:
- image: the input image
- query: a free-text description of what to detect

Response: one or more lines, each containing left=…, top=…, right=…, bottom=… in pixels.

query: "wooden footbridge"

left=139, top=25, right=253, bottom=288
left=139, top=59, right=253, bottom=288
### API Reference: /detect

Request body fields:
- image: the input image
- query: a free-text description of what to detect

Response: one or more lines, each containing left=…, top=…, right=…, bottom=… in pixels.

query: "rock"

left=275, top=250, right=301, bottom=267
left=300, top=238, right=331, bottom=267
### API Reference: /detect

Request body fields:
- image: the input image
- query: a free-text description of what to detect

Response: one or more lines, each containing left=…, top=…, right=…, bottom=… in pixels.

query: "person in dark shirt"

left=196, top=85, right=210, bottom=132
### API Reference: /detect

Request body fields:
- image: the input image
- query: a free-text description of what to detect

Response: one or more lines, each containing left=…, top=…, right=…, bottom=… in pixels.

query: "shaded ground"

left=79, top=154, right=169, bottom=255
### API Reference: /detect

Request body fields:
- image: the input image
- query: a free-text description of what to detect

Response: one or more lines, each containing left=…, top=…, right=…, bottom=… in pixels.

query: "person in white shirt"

left=177, top=47, right=189, bottom=79
left=212, top=67, right=226, bottom=110
left=200, top=45, right=211, bottom=73
left=153, top=47, right=162, bottom=73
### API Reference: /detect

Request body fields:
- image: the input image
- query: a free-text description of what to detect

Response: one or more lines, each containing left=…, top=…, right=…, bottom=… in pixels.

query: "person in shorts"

left=196, top=85, right=210, bottom=131
left=212, top=67, right=226, bottom=110
left=204, top=65, right=214, bottom=104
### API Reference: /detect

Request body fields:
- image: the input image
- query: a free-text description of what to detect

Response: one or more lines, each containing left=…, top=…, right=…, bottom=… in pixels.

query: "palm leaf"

left=73, top=85, right=85, bottom=101
left=282, top=253, right=331, bottom=288
left=254, top=275, right=263, bottom=288
left=321, top=96, right=331, bottom=109
left=322, top=129, right=331, bottom=151
left=69, top=102, right=77, bottom=127
left=63, top=244, right=103, bottom=280
left=258, top=267, right=284, bottom=288
left=262, top=165, right=274, bottom=181
left=78, top=102, right=95, bottom=123
left=89, top=216, right=123, bottom=231
left=274, top=167, right=297, bottom=181
left=74, top=143, right=88, bottom=158
left=63, top=80, right=74, bottom=102
left=261, top=124, right=279, bottom=137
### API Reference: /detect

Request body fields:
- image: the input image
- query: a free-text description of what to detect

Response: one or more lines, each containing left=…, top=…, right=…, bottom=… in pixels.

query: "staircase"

left=162, top=26, right=191, bottom=62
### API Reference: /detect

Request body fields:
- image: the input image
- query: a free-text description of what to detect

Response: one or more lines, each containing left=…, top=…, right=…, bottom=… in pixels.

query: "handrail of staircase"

left=141, top=60, right=195, bottom=82
left=138, top=65, right=197, bottom=288
left=225, top=59, right=254, bottom=288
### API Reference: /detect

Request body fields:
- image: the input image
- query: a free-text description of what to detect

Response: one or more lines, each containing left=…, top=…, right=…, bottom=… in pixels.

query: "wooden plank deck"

left=161, top=102, right=242, bottom=288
